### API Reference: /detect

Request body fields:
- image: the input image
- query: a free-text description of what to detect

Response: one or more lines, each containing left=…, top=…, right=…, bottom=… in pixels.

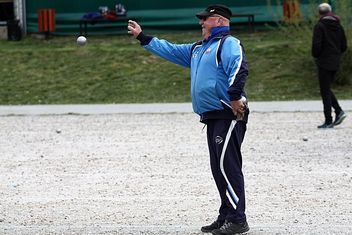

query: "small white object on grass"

left=77, top=36, right=87, bottom=46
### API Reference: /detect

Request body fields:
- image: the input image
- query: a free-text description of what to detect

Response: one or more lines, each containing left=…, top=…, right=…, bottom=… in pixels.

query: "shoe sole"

left=211, top=231, right=249, bottom=235
left=317, top=124, right=334, bottom=129
left=211, top=227, right=249, bottom=235
left=334, top=113, right=347, bottom=126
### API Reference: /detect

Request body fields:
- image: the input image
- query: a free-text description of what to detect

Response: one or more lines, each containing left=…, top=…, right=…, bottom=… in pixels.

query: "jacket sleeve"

left=312, top=23, right=323, bottom=58
left=221, top=38, right=248, bottom=101
left=136, top=32, right=192, bottom=68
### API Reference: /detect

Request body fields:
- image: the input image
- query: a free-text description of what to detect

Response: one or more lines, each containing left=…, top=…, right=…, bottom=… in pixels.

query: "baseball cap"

left=196, top=4, right=232, bottom=20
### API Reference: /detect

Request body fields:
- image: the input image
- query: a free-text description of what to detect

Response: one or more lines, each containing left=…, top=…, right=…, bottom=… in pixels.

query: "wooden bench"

left=78, top=12, right=255, bottom=35
left=79, top=16, right=134, bottom=36
left=231, top=13, right=255, bottom=31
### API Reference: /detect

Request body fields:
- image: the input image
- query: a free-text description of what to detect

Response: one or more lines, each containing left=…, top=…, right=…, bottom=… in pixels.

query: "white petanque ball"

left=77, top=36, right=87, bottom=46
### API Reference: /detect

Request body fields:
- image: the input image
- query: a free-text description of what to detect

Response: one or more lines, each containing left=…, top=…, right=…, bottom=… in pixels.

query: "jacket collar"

left=204, top=26, right=230, bottom=42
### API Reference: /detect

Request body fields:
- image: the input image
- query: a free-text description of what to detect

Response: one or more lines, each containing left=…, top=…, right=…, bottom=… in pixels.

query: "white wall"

left=13, top=0, right=26, bottom=34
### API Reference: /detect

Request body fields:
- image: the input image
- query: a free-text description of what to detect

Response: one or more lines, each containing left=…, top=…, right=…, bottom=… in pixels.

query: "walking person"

left=128, top=4, right=250, bottom=234
left=312, top=3, right=348, bottom=128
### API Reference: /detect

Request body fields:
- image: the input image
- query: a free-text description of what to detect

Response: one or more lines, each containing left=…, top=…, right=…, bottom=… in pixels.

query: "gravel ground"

left=0, top=112, right=351, bottom=235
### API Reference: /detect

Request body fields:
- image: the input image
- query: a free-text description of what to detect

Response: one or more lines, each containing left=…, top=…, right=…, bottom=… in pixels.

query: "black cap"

left=196, top=4, right=232, bottom=20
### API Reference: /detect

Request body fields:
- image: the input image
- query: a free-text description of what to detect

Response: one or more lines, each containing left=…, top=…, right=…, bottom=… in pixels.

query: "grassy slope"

left=0, top=29, right=351, bottom=105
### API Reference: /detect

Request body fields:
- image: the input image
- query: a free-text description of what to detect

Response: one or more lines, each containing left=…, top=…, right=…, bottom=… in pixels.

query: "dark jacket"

left=312, top=14, right=347, bottom=71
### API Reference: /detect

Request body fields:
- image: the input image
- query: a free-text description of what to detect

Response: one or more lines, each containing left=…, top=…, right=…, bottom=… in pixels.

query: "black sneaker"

left=317, top=122, right=334, bottom=129
left=201, top=220, right=224, bottom=233
left=334, top=111, right=347, bottom=126
left=211, top=220, right=249, bottom=235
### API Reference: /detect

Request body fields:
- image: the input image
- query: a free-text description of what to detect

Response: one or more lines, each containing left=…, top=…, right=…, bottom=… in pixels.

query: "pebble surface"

left=0, top=112, right=351, bottom=234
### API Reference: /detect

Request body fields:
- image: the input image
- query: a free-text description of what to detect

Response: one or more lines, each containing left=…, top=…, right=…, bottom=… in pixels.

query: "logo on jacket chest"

left=204, top=48, right=212, bottom=54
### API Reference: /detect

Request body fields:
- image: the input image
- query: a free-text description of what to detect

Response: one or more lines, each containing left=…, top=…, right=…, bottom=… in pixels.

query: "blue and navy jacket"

left=137, top=26, right=248, bottom=122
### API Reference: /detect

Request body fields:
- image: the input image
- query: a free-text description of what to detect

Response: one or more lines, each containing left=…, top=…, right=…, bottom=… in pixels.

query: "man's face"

left=199, top=15, right=221, bottom=39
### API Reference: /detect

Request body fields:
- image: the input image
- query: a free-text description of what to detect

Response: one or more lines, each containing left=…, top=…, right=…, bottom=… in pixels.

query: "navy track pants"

left=206, top=119, right=247, bottom=223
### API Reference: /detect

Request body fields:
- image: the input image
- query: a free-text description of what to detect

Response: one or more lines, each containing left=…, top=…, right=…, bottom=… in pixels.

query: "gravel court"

left=0, top=111, right=351, bottom=234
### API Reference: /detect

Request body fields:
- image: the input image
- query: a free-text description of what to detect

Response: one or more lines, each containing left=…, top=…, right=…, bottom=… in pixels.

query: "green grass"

left=0, top=29, right=351, bottom=105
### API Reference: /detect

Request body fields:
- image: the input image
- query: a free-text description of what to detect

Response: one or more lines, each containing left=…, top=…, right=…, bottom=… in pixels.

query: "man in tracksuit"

left=312, top=3, right=348, bottom=128
left=128, top=4, right=249, bottom=234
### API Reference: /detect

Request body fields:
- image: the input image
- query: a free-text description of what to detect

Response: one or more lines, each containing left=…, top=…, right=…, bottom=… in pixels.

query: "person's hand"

left=230, top=98, right=247, bottom=119
left=127, top=20, right=142, bottom=38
